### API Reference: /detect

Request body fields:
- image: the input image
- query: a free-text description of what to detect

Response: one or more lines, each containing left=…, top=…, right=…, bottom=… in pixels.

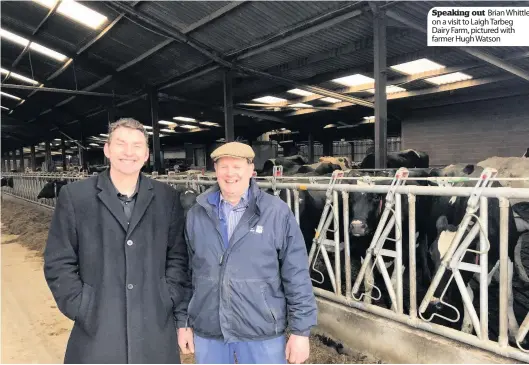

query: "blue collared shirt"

left=219, top=188, right=250, bottom=241
left=208, top=188, right=250, bottom=249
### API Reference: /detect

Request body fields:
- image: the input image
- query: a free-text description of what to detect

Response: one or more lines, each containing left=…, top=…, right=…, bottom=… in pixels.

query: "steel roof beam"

left=158, top=92, right=288, bottom=124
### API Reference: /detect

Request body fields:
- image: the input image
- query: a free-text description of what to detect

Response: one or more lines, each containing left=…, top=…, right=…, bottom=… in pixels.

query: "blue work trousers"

left=194, top=334, right=287, bottom=364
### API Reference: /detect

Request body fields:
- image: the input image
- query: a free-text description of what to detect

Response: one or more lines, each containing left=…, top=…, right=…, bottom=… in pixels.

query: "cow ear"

left=463, top=164, right=475, bottom=175
left=436, top=215, right=448, bottom=233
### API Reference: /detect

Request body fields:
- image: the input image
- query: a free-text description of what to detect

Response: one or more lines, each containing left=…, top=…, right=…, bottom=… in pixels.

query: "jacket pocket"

left=261, top=288, right=276, bottom=324
left=229, top=279, right=286, bottom=338
left=75, top=282, right=97, bottom=336
left=158, top=277, right=174, bottom=327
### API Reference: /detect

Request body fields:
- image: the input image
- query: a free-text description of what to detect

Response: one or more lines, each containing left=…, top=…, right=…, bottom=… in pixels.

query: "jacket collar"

left=96, top=168, right=154, bottom=237
left=197, top=177, right=262, bottom=216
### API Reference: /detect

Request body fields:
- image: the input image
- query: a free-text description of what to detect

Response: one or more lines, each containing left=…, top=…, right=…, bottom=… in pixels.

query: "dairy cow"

left=360, top=149, right=429, bottom=169
left=1, top=177, right=14, bottom=188
left=37, top=179, right=68, bottom=199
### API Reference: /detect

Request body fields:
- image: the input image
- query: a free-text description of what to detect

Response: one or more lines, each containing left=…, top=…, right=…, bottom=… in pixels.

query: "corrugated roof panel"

left=0, top=1, right=51, bottom=31
left=138, top=1, right=232, bottom=32
left=49, top=65, right=102, bottom=91
left=92, top=82, right=142, bottom=97
left=35, top=14, right=99, bottom=51
left=66, top=96, right=104, bottom=117
left=86, top=18, right=168, bottom=70
left=163, top=70, right=224, bottom=96
left=191, top=1, right=353, bottom=54
left=125, top=42, right=211, bottom=85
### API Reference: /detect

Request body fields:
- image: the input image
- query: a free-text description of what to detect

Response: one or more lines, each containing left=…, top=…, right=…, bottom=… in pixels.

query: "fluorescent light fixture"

left=1, top=91, right=22, bottom=101
left=332, top=74, right=374, bottom=87
left=320, top=97, right=341, bottom=103
left=100, top=133, right=108, bottom=137
left=0, top=29, right=67, bottom=62
left=1, top=106, right=10, bottom=111
left=424, top=72, right=473, bottom=85
left=33, top=0, right=108, bottom=29
left=199, top=121, right=221, bottom=127
left=390, top=58, right=445, bottom=75
left=143, top=125, right=153, bottom=130
left=54, top=138, right=61, bottom=141
left=324, top=124, right=336, bottom=129
left=362, top=116, right=375, bottom=124
left=173, top=116, right=196, bottom=122
left=287, top=89, right=315, bottom=97
left=365, top=85, right=407, bottom=94
left=289, top=103, right=313, bottom=108
left=160, top=128, right=176, bottom=133
left=252, top=96, right=287, bottom=104
left=147, top=131, right=153, bottom=135
left=89, top=143, right=99, bottom=147
left=159, top=120, right=177, bottom=126
left=0, top=68, right=39, bottom=85
left=180, top=124, right=198, bottom=129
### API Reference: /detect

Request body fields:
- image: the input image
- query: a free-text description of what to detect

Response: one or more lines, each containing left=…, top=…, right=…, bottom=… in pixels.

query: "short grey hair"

left=107, top=118, right=149, bottom=144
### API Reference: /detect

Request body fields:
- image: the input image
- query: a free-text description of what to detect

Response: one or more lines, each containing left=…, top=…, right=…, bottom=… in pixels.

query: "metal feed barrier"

left=2, top=169, right=529, bottom=362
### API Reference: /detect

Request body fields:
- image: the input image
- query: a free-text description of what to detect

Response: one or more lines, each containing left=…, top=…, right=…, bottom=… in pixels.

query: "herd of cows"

left=2, top=148, right=529, bottom=348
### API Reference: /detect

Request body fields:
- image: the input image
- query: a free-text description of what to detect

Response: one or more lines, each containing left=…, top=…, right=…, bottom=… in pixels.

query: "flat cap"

left=211, top=141, right=255, bottom=161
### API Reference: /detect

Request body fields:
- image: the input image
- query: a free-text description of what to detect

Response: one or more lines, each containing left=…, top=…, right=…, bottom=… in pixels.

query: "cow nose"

left=350, top=220, right=367, bottom=236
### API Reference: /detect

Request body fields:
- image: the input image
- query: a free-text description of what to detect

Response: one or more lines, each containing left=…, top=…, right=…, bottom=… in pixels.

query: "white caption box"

left=427, top=7, right=529, bottom=46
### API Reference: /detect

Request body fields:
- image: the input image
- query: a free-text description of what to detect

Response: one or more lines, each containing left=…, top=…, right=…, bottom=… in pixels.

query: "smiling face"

left=104, top=126, right=149, bottom=176
left=214, top=156, right=254, bottom=200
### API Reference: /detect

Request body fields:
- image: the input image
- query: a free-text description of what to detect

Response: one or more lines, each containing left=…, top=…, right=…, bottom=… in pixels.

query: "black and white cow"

left=37, top=180, right=68, bottom=199
left=424, top=164, right=523, bottom=342
left=1, top=176, right=14, bottom=188
left=359, top=149, right=429, bottom=169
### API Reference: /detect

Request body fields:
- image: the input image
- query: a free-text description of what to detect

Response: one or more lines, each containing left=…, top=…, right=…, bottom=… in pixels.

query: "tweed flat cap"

left=211, top=142, right=255, bottom=161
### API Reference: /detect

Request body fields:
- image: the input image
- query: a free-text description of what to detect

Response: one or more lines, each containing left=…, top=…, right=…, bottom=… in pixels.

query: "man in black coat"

left=44, top=118, right=191, bottom=363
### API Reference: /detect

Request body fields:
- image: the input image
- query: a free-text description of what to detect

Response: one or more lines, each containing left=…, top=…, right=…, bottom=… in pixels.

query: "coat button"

left=127, top=284, right=134, bottom=290
left=127, top=240, right=133, bottom=246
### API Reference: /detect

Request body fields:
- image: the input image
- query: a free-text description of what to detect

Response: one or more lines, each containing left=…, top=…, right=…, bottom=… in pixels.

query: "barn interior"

left=2, top=1, right=529, bottom=364
left=2, top=0, right=528, bottom=173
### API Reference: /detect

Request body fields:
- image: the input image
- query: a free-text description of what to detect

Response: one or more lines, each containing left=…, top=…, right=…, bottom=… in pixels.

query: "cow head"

left=180, top=188, right=198, bottom=216
left=37, top=179, right=68, bottom=199
left=349, top=182, right=384, bottom=237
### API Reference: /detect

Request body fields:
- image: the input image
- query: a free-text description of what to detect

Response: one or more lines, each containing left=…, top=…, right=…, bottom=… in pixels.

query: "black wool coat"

left=44, top=170, right=191, bottom=363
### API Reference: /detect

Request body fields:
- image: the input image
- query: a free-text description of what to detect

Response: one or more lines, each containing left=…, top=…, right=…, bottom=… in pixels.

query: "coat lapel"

left=126, top=176, right=154, bottom=239
left=96, top=171, right=128, bottom=232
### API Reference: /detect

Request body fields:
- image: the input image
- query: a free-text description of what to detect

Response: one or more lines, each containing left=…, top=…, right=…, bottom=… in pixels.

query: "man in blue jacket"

left=178, top=141, right=317, bottom=364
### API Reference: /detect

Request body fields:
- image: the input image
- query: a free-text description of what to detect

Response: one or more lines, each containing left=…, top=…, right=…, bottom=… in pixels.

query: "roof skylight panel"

left=253, top=96, right=287, bottom=104
left=332, top=74, right=374, bottom=87
left=424, top=72, right=473, bottom=85
left=32, top=0, right=108, bottom=29
left=365, top=85, right=407, bottom=94
left=390, top=58, right=445, bottom=75
left=0, top=29, right=67, bottom=62
left=1, top=91, right=23, bottom=101
left=287, top=89, right=316, bottom=97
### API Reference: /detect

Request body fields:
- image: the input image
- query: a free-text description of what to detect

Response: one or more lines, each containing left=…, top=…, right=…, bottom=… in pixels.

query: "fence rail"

left=2, top=170, right=529, bottom=362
